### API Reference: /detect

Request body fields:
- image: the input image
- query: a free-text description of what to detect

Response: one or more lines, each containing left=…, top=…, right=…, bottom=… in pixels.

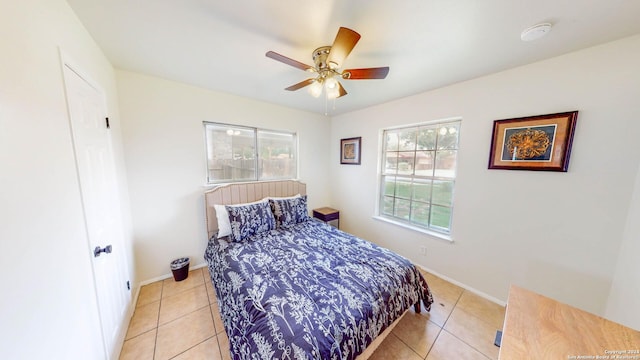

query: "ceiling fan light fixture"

left=325, top=77, right=338, bottom=89
left=326, top=84, right=341, bottom=99
left=308, top=79, right=323, bottom=98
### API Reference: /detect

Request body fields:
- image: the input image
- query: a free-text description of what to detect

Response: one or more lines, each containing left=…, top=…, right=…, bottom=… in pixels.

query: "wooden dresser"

left=499, top=285, right=640, bottom=359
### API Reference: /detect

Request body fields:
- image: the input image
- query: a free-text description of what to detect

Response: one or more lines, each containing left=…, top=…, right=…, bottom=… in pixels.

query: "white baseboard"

left=138, top=273, right=172, bottom=287
left=137, top=262, right=208, bottom=287
left=417, top=264, right=507, bottom=307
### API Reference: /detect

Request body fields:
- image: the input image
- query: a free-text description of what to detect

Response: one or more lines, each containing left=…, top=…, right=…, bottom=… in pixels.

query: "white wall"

left=0, top=0, right=133, bottom=358
left=606, top=158, right=640, bottom=329
left=4, top=7, right=637, bottom=360
left=330, top=35, right=640, bottom=317
left=116, top=71, right=332, bottom=283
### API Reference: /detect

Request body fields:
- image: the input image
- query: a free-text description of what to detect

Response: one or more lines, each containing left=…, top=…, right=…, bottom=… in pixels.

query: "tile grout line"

left=121, top=327, right=157, bottom=344
left=423, top=326, right=445, bottom=360
left=459, top=305, right=505, bottom=333
left=152, top=279, right=164, bottom=360
left=439, top=328, right=493, bottom=360
left=209, top=299, right=227, bottom=359
left=204, top=268, right=228, bottom=359
left=389, top=332, right=425, bottom=360
left=440, top=289, right=464, bottom=329
left=157, top=285, right=210, bottom=327
left=166, top=335, right=217, bottom=360
left=160, top=274, right=205, bottom=300
left=157, top=300, right=211, bottom=328
left=165, top=269, right=219, bottom=359
left=154, top=269, right=210, bottom=359
left=441, top=290, right=498, bottom=360
left=390, top=310, right=443, bottom=360
left=122, top=269, right=208, bottom=359
left=421, top=289, right=463, bottom=360
left=202, top=267, right=226, bottom=359
left=454, top=291, right=505, bottom=359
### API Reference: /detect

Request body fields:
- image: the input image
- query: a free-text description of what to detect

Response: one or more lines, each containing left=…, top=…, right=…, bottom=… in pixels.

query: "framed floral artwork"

left=340, top=137, right=361, bottom=165
left=488, top=111, right=578, bottom=172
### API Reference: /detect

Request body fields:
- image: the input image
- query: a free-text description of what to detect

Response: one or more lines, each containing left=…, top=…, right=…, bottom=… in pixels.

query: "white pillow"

left=214, top=198, right=268, bottom=237
left=268, top=194, right=301, bottom=200
left=214, top=204, right=232, bottom=237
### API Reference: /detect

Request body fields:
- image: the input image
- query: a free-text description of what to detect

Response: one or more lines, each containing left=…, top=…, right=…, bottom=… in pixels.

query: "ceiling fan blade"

left=285, top=78, right=315, bottom=91
left=336, top=81, right=347, bottom=98
left=266, top=51, right=314, bottom=72
left=326, top=27, right=361, bottom=69
left=342, top=67, right=390, bottom=80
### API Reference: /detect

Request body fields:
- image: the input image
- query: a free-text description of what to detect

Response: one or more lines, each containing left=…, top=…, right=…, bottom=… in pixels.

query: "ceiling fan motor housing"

left=312, top=46, right=332, bottom=70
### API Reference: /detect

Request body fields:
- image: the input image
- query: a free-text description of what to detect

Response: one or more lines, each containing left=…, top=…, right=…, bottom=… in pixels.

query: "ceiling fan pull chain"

left=324, top=90, right=328, bottom=116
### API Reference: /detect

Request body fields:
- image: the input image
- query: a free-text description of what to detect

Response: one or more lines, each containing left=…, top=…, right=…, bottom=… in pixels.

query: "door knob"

left=94, top=245, right=113, bottom=257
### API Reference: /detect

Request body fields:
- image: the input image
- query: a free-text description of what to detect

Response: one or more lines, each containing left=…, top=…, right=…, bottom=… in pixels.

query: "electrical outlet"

left=420, top=246, right=427, bottom=255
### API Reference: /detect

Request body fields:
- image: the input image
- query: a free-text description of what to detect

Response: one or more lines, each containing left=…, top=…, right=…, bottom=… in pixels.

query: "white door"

left=63, top=63, right=130, bottom=359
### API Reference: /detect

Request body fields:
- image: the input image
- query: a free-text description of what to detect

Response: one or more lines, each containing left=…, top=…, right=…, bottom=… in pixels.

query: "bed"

left=204, top=180, right=433, bottom=359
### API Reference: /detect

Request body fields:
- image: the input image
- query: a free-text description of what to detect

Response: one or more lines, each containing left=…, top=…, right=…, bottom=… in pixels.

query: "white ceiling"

left=67, top=0, right=640, bottom=116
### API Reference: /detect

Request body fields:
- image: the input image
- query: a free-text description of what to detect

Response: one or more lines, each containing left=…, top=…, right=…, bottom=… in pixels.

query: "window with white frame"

left=204, top=122, right=297, bottom=184
left=379, top=119, right=460, bottom=235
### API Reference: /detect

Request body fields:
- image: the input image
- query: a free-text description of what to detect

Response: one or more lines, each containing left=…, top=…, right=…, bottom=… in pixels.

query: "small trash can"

left=170, top=257, right=190, bottom=282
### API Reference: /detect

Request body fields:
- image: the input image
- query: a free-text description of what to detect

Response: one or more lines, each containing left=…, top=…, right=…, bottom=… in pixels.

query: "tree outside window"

left=205, top=123, right=297, bottom=184
left=380, top=120, right=460, bottom=234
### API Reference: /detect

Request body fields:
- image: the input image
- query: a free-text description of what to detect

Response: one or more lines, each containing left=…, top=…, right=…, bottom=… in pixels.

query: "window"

left=379, top=119, right=460, bottom=236
left=204, top=122, right=297, bottom=184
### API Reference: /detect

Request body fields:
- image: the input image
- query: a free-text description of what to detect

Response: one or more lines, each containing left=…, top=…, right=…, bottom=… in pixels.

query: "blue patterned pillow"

left=226, top=200, right=276, bottom=242
left=269, top=195, right=311, bottom=228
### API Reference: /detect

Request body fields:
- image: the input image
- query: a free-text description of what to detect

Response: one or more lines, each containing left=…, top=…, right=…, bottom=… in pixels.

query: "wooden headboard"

left=204, top=180, right=307, bottom=240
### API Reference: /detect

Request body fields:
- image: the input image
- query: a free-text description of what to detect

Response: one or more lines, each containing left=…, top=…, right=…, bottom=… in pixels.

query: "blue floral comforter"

left=204, top=219, right=433, bottom=360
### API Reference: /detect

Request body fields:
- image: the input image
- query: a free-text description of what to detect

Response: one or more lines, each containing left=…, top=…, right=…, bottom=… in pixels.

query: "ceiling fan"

left=265, top=27, right=389, bottom=99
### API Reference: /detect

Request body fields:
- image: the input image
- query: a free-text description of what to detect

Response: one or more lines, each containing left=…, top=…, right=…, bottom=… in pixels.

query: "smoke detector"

left=520, top=23, right=552, bottom=42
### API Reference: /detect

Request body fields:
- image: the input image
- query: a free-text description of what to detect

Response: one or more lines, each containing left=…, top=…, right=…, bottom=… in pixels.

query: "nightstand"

left=312, top=207, right=340, bottom=229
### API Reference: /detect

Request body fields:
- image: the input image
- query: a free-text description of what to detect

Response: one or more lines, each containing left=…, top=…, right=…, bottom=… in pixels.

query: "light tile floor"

left=119, top=267, right=506, bottom=360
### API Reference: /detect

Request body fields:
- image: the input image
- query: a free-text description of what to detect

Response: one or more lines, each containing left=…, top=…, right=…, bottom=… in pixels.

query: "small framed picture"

left=340, top=137, right=361, bottom=165
left=488, top=111, right=578, bottom=172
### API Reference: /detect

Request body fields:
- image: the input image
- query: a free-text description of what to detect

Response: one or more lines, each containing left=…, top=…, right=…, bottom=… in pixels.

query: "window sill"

left=372, top=216, right=453, bottom=242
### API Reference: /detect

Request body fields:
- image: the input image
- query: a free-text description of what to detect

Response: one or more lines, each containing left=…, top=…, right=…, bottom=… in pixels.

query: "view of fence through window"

left=380, top=120, right=460, bottom=234
left=204, top=123, right=297, bottom=183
